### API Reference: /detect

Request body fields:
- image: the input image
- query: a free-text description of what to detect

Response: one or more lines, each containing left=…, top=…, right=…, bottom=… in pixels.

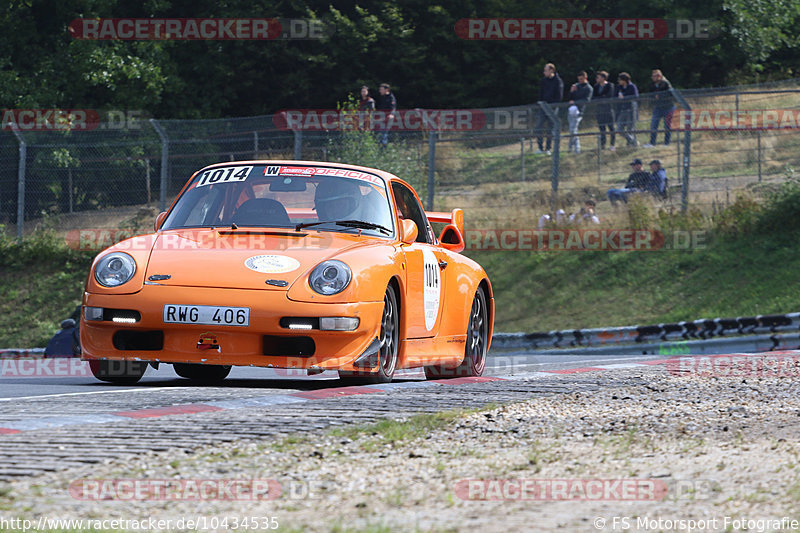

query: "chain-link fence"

left=2, top=78, right=799, bottom=238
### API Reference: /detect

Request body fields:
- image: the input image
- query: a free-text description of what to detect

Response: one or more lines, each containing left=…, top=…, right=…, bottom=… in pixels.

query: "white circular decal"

left=245, top=255, right=300, bottom=274
left=422, top=248, right=441, bottom=331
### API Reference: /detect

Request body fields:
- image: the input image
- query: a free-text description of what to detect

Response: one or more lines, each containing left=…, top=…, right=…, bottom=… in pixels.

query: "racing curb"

left=0, top=376, right=507, bottom=435
left=4, top=351, right=799, bottom=435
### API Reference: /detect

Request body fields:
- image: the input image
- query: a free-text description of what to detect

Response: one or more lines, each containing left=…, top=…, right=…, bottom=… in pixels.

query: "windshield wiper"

left=295, top=219, right=391, bottom=235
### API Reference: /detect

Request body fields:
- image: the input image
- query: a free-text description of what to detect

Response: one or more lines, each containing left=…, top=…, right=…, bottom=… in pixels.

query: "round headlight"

left=309, top=260, right=351, bottom=295
left=94, top=252, right=137, bottom=287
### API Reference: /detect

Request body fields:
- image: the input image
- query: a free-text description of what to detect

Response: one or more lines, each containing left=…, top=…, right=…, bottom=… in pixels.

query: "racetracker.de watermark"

left=665, top=353, right=800, bottom=377
left=273, top=109, right=486, bottom=131
left=68, top=18, right=332, bottom=40
left=1, top=109, right=146, bottom=131
left=673, top=109, right=800, bottom=131
left=69, top=479, right=281, bottom=501
left=464, top=229, right=708, bottom=251
left=455, top=479, right=669, bottom=501
left=455, top=18, right=711, bottom=40
left=65, top=229, right=337, bottom=252
left=273, top=107, right=800, bottom=133
left=1, top=358, right=89, bottom=378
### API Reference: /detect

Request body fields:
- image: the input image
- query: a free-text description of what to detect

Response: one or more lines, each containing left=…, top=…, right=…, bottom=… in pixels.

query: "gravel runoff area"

left=2, top=365, right=800, bottom=533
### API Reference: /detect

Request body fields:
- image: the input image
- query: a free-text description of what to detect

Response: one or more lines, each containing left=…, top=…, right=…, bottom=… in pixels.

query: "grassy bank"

left=468, top=230, right=800, bottom=332
left=1, top=180, right=798, bottom=347
left=466, top=179, right=800, bottom=331
left=0, top=229, right=94, bottom=348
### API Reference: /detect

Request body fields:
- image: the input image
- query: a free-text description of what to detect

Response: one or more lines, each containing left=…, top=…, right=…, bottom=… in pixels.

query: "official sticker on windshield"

left=195, top=166, right=254, bottom=188
left=264, top=165, right=382, bottom=185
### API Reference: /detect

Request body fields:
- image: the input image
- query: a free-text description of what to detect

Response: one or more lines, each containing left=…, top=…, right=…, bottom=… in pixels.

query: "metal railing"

left=493, top=312, right=800, bottom=355
left=2, top=78, right=800, bottom=238
left=5, top=311, right=799, bottom=357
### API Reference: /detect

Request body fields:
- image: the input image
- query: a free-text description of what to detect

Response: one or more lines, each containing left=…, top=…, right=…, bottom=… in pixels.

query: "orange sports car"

left=80, top=160, right=493, bottom=384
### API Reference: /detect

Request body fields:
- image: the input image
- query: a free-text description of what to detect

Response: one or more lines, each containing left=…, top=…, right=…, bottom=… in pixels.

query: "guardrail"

left=0, top=348, right=46, bottom=358
left=492, top=312, right=800, bottom=351
left=3, top=313, right=800, bottom=359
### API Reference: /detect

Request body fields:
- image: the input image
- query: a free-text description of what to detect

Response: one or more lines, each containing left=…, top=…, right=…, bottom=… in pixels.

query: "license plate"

left=163, top=305, right=250, bottom=326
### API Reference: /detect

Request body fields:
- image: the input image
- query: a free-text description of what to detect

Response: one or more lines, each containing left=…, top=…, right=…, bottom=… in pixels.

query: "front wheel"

left=425, top=287, right=488, bottom=379
left=339, top=286, right=399, bottom=384
left=89, top=359, right=147, bottom=385
left=173, top=363, right=231, bottom=384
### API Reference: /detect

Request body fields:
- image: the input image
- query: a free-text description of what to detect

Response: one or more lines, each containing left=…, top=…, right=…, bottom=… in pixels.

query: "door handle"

left=438, top=260, right=448, bottom=270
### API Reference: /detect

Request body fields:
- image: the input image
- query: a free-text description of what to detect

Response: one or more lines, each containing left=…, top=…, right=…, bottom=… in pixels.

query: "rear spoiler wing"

left=425, top=208, right=464, bottom=235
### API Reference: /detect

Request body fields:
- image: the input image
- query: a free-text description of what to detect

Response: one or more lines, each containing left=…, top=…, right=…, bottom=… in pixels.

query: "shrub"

left=327, top=95, right=426, bottom=194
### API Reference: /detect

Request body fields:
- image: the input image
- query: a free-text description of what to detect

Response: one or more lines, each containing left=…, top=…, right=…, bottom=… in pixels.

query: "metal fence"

left=3, top=77, right=800, bottom=238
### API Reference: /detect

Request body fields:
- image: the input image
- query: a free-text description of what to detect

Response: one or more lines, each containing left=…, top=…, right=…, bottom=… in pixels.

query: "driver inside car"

left=313, top=179, right=394, bottom=231
left=314, top=179, right=363, bottom=221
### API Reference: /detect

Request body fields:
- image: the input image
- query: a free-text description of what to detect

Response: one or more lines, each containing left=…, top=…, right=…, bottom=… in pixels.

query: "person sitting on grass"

left=538, top=209, right=569, bottom=229
left=648, top=159, right=668, bottom=198
left=606, top=158, right=651, bottom=205
left=569, top=199, right=600, bottom=224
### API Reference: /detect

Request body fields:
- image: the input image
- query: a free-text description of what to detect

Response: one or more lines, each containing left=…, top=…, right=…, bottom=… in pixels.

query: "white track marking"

left=0, top=356, right=660, bottom=402
left=488, top=355, right=661, bottom=370
left=0, top=386, right=189, bottom=402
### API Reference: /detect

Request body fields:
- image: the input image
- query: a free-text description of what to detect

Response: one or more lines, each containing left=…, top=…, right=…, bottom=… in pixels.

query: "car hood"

left=145, top=228, right=384, bottom=290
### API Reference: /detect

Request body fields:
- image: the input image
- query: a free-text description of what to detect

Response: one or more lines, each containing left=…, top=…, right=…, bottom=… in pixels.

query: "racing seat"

left=233, top=198, right=291, bottom=227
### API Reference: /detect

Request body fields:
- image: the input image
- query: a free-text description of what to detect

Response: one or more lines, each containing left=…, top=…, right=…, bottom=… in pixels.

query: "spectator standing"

left=567, top=71, right=592, bottom=153
left=615, top=72, right=639, bottom=146
left=593, top=71, right=615, bottom=151
left=644, top=69, right=675, bottom=147
left=356, top=85, right=375, bottom=131
left=358, top=85, right=375, bottom=111
left=375, top=83, right=397, bottom=147
left=534, top=63, right=564, bottom=154
left=607, top=158, right=651, bottom=205
left=649, top=159, right=668, bottom=198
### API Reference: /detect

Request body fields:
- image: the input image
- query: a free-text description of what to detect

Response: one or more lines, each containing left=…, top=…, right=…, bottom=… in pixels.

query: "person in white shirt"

left=569, top=200, right=600, bottom=224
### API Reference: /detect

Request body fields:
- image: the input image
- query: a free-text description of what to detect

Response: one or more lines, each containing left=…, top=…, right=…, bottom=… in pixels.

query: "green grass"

left=0, top=228, right=93, bottom=347
left=329, top=409, right=475, bottom=446
left=467, top=227, right=800, bottom=331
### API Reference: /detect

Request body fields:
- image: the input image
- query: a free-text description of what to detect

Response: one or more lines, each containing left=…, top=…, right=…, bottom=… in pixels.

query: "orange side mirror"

left=438, top=224, right=465, bottom=252
left=400, top=219, right=418, bottom=244
left=154, top=211, right=167, bottom=231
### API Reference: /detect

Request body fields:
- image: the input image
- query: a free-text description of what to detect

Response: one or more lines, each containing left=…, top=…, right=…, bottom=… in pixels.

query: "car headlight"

left=94, top=252, right=137, bottom=287
left=309, top=260, right=351, bottom=295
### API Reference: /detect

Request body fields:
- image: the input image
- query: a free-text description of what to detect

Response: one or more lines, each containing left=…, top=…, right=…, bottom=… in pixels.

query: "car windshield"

left=162, top=164, right=395, bottom=238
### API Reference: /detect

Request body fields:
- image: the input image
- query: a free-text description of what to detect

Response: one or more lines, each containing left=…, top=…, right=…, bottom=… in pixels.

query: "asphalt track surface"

left=0, top=351, right=663, bottom=400
left=0, top=351, right=678, bottom=481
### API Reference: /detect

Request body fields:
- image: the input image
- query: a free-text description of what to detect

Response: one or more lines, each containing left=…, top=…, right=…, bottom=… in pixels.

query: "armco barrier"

left=0, top=349, right=46, bottom=358
left=4, top=312, right=799, bottom=359
left=492, top=312, right=800, bottom=351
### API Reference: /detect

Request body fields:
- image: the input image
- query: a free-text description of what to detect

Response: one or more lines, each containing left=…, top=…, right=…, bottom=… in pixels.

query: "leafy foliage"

left=328, top=95, right=426, bottom=192
left=1, top=1, right=799, bottom=116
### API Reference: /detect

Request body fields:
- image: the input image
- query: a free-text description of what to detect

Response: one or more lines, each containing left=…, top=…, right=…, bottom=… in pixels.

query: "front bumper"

left=80, top=285, right=383, bottom=371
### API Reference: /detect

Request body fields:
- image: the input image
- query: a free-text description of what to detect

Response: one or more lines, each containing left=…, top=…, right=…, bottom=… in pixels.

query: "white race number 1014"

left=195, top=166, right=254, bottom=188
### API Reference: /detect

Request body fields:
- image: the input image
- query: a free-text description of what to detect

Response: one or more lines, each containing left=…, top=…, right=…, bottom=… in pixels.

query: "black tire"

left=425, top=286, right=488, bottom=379
left=339, top=286, right=399, bottom=384
left=89, top=359, right=147, bottom=385
left=173, top=363, right=232, bottom=384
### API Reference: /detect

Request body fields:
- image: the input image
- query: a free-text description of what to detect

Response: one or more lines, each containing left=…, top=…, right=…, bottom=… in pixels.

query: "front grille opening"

left=263, top=335, right=315, bottom=357
left=113, top=330, right=164, bottom=351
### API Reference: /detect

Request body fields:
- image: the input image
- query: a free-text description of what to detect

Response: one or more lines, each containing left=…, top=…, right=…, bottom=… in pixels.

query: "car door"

left=391, top=182, right=447, bottom=339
